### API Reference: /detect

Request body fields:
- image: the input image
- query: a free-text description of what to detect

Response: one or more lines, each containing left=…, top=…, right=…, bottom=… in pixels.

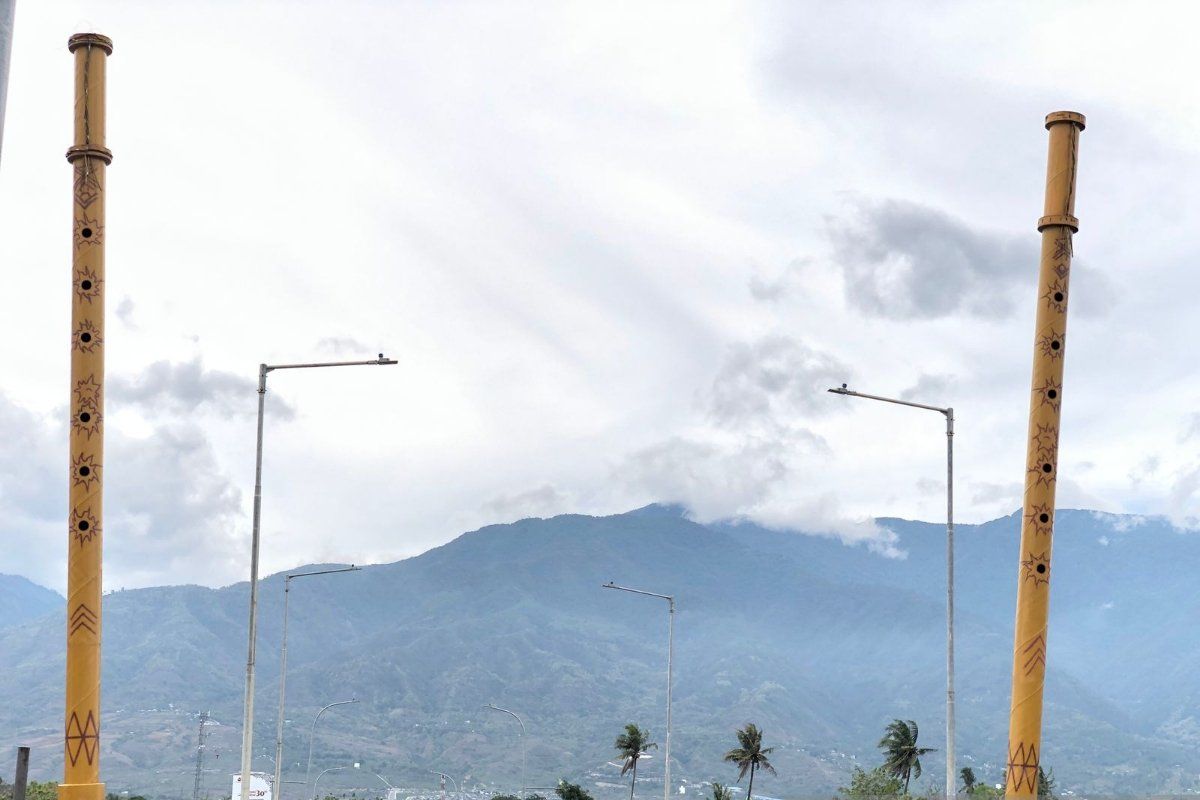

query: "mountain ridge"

left=2, top=506, right=1199, bottom=798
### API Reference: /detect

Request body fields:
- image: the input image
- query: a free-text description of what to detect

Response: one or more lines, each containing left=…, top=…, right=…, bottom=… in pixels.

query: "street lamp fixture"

left=429, top=771, right=461, bottom=800
left=274, top=565, right=362, bottom=798
left=827, top=383, right=955, bottom=800
left=306, top=699, right=360, bottom=800
left=482, top=703, right=526, bottom=798
left=312, top=764, right=360, bottom=800
left=239, top=354, right=395, bottom=800
left=601, top=582, right=674, bottom=800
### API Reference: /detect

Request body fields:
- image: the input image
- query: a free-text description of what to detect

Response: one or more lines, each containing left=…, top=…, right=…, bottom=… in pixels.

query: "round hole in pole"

left=1047, top=389, right=1058, bottom=399
left=1042, top=463, right=1053, bottom=473
left=78, top=520, right=89, bottom=531
left=1054, top=292, right=1064, bottom=302
left=81, top=280, right=93, bottom=290
left=1039, top=513, right=1049, bottom=523
left=79, top=466, right=91, bottom=477
left=81, top=333, right=92, bottom=343
left=1036, top=564, right=1047, bottom=574
left=81, top=228, right=93, bottom=239
left=1050, top=340, right=1061, bottom=351
left=79, top=412, right=91, bottom=423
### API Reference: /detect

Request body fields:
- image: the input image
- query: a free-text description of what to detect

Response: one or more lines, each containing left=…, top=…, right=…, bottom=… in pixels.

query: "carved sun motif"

left=73, top=214, right=103, bottom=250
left=1028, top=455, right=1056, bottom=490
left=1033, top=377, right=1063, bottom=413
left=71, top=453, right=101, bottom=491
left=69, top=507, right=100, bottom=548
left=74, top=266, right=103, bottom=304
left=1042, top=278, right=1068, bottom=313
left=72, top=320, right=103, bottom=353
left=1022, top=551, right=1051, bottom=587
left=1031, top=423, right=1058, bottom=454
left=1025, top=503, right=1053, bottom=536
left=1038, top=328, right=1066, bottom=360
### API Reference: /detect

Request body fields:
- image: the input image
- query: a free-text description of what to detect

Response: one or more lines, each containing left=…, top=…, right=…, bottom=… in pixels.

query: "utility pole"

left=14, top=746, right=29, bottom=800
left=193, top=711, right=210, bottom=800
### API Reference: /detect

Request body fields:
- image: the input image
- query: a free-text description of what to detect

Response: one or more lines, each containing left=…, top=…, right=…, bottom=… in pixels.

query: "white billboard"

left=231, top=771, right=273, bottom=800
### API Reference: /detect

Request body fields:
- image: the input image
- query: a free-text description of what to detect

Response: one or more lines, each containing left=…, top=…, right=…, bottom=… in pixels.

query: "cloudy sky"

left=2, top=1, right=1199, bottom=591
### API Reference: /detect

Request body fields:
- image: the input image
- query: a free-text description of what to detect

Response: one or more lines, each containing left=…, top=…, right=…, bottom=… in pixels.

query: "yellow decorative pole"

left=1004, top=110, right=1085, bottom=799
left=62, top=31, right=111, bottom=800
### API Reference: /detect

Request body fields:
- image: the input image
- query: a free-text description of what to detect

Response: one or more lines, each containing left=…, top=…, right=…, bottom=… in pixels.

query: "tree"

left=723, top=723, right=776, bottom=800
left=24, top=783, right=57, bottom=800
left=710, top=783, right=733, bottom=800
left=1037, top=767, right=1056, bottom=800
left=555, top=780, right=595, bottom=800
left=960, top=767, right=977, bottom=793
left=615, top=723, right=657, bottom=800
left=836, top=766, right=903, bottom=799
left=878, top=719, right=936, bottom=795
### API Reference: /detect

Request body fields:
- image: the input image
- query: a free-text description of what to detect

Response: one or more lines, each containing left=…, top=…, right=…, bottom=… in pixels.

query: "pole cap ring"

left=1045, top=111, right=1085, bottom=130
left=68, top=33, right=113, bottom=54
left=1037, top=214, right=1079, bottom=232
left=66, top=145, right=113, bottom=165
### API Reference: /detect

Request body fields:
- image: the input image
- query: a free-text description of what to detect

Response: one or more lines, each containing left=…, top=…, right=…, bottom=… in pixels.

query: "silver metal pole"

left=0, top=0, right=14, bottom=167
left=826, top=386, right=955, bottom=800
left=600, top=583, right=674, bottom=800
left=945, top=409, right=956, bottom=800
left=274, top=566, right=359, bottom=800
left=483, top=704, right=525, bottom=798
left=430, top=771, right=459, bottom=800
left=312, top=766, right=348, bottom=800
left=273, top=577, right=292, bottom=799
left=240, top=364, right=269, bottom=800
left=239, top=354, right=392, bottom=800
left=307, top=699, right=358, bottom=800
left=664, top=597, right=674, bottom=800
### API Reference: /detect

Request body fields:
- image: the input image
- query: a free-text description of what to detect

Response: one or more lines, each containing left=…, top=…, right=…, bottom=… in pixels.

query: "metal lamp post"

left=273, top=566, right=362, bottom=798
left=238, top=354, right=396, bottom=800
left=601, top=582, right=674, bottom=800
left=305, top=699, right=359, bottom=799
left=312, top=763, right=358, bottom=800
left=827, top=384, right=955, bottom=800
left=429, top=771, right=460, bottom=800
left=483, top=704, right=526, bottom=798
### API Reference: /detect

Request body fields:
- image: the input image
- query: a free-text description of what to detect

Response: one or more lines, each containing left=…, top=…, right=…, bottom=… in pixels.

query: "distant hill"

left=0, top=572, right=61, bottom=630
left=2, top=507, right=1199, bottom=799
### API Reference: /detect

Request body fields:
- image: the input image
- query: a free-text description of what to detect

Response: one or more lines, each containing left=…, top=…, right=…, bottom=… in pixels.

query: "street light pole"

left=312, top=764, right=357, bottom=800
left=238, top=355, right=396, bottom=800
left=274, top=566, right=362, bottom=798
left=602, top=582, right=674, bottom=800
left=827, top=385, right=955, bottom=800
left=429, top=771, right=460, bottom=800
left=306, top=699, right=359, bottom=800
left=483, top=704, right=526, bottom=798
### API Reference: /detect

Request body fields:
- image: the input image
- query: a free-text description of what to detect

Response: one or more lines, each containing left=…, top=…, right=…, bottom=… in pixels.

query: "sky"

left=3, top=0, right=1200, bottom=592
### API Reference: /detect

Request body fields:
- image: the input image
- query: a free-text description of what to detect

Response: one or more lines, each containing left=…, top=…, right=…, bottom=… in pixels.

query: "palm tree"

left=615, top=723, right=657, bottom=800
left=723, top=723, right=776, bottom=800
left=710, top=784, right=733, bottom=800
left=960, top=767, right=977, bottom=793
left=878, top=719, right=936, bottom=794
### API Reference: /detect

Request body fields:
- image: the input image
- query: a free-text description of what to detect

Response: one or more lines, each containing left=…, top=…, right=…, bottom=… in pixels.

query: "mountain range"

left=1, top=505, right=1199, bottom=799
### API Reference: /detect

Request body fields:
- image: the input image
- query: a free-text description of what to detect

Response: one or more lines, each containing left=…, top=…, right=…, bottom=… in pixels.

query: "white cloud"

left=2, top=2, right=1199, bottom=585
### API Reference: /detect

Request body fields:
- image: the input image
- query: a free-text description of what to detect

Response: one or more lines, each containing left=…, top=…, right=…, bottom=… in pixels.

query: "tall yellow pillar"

left=62, top=32, right=112, bottom=800
left=1004, top=111, right=1085, bottom=799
